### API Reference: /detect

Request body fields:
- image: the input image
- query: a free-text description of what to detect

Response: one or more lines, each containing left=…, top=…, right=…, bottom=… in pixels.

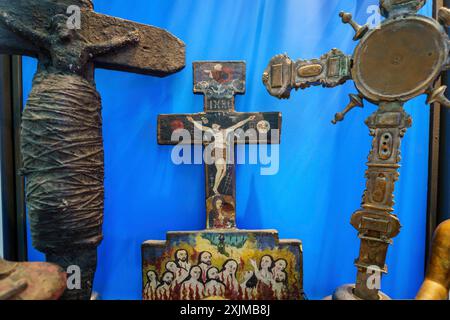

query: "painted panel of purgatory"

left=142, top=231, right=303, bottom=300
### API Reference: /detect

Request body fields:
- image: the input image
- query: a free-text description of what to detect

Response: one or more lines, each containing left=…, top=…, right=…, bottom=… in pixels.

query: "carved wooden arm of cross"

left=0, top=0, right=185, bottom=76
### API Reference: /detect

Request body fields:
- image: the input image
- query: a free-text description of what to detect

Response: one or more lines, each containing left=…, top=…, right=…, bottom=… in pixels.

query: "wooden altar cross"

left=158, top=61, right=281, bottom=229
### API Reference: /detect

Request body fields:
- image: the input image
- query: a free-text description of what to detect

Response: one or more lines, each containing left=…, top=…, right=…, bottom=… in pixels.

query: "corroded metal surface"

left=416, top=220, right=450, bottom=300
left=352, top=15, right=448, bottom=103
left=263, top=0, right=449, bottom=300
left=262, top=49, right=351, bottom=99
left=331, top=284, right=390, bottom=300
left=0, top=0, right=185, bottom=299
left=0, top=1, right=185, bottom=76
left=351, top=102, right=409, bottom=300
left=0, top=259, right=66, bottom=300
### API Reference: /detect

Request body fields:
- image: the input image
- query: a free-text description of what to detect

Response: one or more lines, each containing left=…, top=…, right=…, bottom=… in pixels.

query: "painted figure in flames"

left=145, top=250, right=290, bottom=300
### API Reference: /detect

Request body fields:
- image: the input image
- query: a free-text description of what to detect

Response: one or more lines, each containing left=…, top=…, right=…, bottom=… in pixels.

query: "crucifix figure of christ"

left=0, top=0, right=185, bottom=299
left=263, top=0, right=450, bottom=300
left=143, top=61, right=303, bottom=301
left=158, top=61, right=280, bottom=229
left=186, top=114, right=256, bottom=195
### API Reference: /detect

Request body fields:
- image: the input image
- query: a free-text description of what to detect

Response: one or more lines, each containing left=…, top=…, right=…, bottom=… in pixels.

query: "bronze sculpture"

left=0, top=0, right=185, bottom=299
left=263, top=0, right=449, bottom=300
left=142, top=61, right=304, bottom=300
left=416, top=220, right=449, bottom=300
left=0, top=258, right=66, bottom=300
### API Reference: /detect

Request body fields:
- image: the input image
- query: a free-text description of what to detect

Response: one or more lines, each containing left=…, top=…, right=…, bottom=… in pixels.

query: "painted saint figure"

left=205, top=267, right=226, bottom=297
left=204, top=63, right=233, bottom=84
left=271, top=258, right=288, bottom=299
left=156, top=271, right=174, bottom=300
left=174, top=249, right=191, bottom=272
left=180, top=266, right=205, bottom=300
left=145, top=252, right=291, bottom=300
left=251, top=256, right=274, bottom=285
left=143, top=270, right=159, bottom=300
left=272, top=259, right=287, bottom=279
left=271, top=270, right=288, bottom=300
left=250, top=255, right=275, bottom=299
left=209, top=196, right=235, bottom=229
left=218, top=259, right=240, bottom=298
left=187, top=115, right=256, bottom=194
left=197, top=251, right=213, bottom=283
left=166, top=261, right=188, bottom=286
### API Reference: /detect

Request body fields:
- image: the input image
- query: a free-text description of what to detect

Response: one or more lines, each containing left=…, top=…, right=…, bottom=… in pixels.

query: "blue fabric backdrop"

left=23, top=0, right=431, bottom=300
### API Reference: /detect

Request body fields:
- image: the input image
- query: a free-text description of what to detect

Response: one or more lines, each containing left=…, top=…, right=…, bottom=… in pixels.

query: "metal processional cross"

left=263, top=0, right=450, bottom=300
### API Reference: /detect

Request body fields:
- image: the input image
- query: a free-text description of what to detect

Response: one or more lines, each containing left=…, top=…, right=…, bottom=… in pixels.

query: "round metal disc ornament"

left=352, top=15, right=449, bottom=103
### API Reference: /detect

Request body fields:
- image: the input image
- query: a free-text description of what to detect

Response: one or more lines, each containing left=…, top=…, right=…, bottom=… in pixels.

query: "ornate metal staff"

left=0, top=0, right=185, bottom=299
left=263, top=0, right=449, bottom=300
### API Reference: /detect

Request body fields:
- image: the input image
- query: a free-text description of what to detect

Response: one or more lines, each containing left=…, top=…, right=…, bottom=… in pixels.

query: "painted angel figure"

left=187, top=115, right=256, bottom=194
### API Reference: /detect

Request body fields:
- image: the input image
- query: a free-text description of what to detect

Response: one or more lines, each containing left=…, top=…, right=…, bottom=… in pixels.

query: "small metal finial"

left=339, top=12, right=369, bottom=41
left=426, top=86, right=450, bottom=108
left=332, top=94, right=364, bottom=124
left=438, top=7, right=450, bottom=27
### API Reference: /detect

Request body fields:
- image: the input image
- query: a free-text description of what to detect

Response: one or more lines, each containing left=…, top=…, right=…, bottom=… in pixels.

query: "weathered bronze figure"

left=416, top=220, right=449, bottom=300
left=0, top=258, right=66, bottom=300
left=0, top=0, right=185, bottom=299
left=263, top=0, right=449, bottom=300
left=142, top=62, right=304, bottom=301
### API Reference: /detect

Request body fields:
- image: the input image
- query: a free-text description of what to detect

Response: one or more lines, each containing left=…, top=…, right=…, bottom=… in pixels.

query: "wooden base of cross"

left=143, top=230, right=303, bottom=300
left=142, top=62, right=304, bottom=300
left=263, top=0, right=449, bottom=300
